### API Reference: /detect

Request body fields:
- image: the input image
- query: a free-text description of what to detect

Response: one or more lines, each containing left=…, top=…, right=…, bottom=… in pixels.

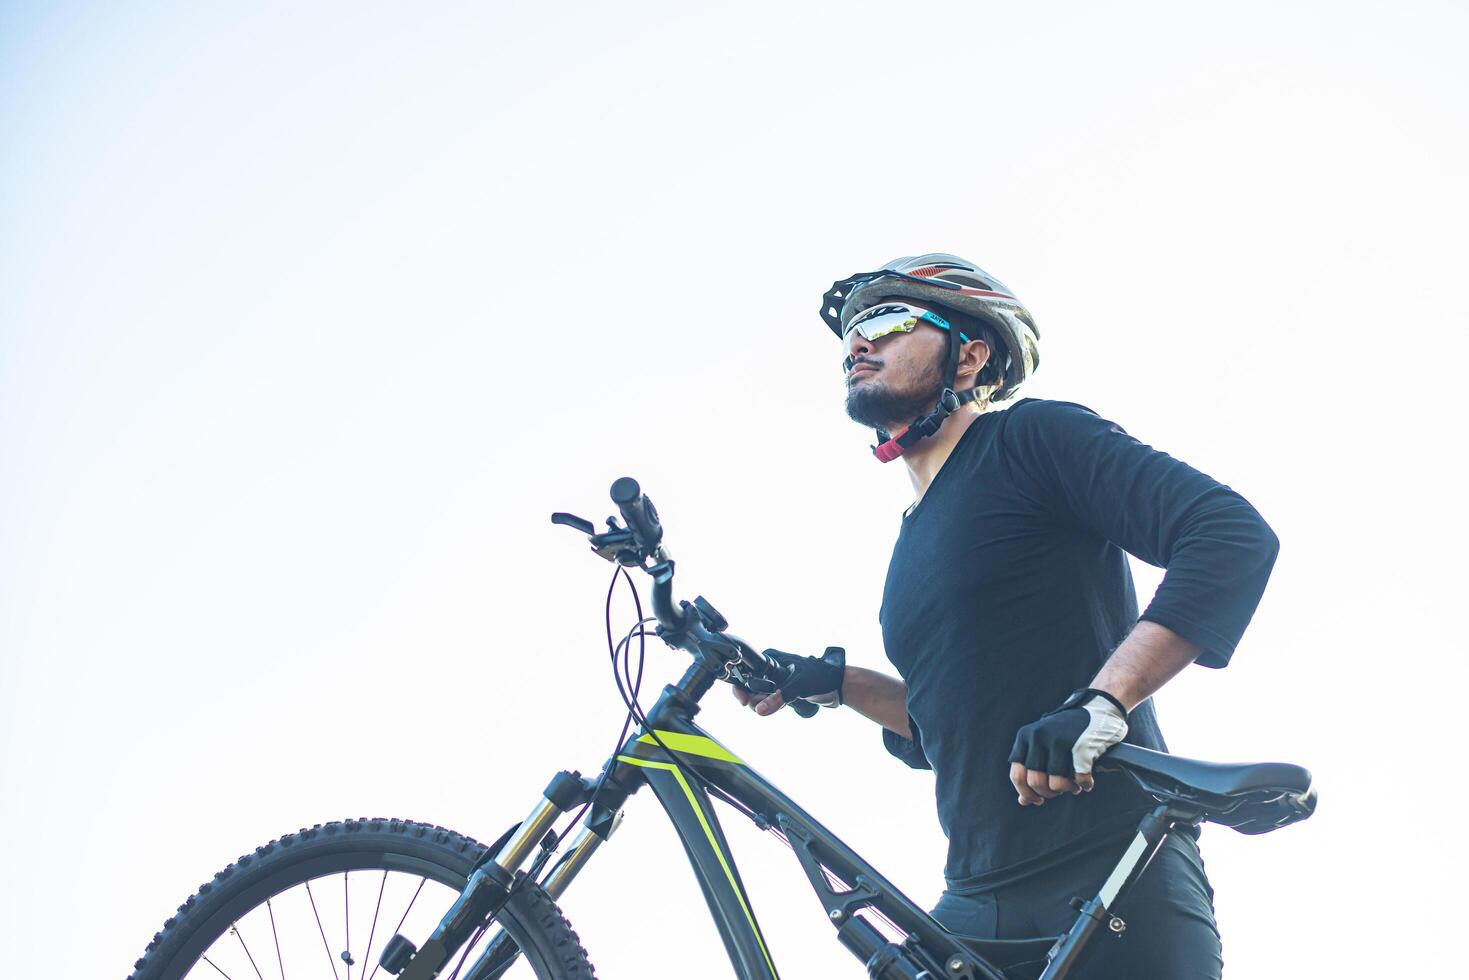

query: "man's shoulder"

left=987, top=398, right=1134, bottom=471
left=995, top=397, right=1111, bottom=433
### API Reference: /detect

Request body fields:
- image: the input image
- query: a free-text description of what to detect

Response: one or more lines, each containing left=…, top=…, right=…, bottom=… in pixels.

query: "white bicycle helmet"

left=821, top=252, right=1040, bottom=402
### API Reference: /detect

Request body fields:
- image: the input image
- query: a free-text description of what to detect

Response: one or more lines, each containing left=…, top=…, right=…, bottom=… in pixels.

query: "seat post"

left=1041, top=804, right=1202, bottom=979
left=1097, top=805, right=1198, bottom=910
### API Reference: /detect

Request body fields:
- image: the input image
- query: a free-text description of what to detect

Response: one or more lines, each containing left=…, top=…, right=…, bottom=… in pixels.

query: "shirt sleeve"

left=999, top=400, right=1279, bottom=667
left=882, top=717, right=932, bottom=770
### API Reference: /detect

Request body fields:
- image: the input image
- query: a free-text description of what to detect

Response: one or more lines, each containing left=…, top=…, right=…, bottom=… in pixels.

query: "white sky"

left=2, top=1, right=1465, bottom=976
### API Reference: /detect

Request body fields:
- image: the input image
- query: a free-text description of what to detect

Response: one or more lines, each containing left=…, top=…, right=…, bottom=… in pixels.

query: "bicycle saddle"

left=1100, top=743, right=1316, bottom=834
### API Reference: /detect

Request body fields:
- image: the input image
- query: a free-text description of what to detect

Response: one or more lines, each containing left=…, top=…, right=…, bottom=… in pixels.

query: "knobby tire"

left=126, top=817, right=596, bottom=980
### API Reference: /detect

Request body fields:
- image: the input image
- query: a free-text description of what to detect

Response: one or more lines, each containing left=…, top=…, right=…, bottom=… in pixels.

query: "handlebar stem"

left=648, top=560, right=686, bottom=633
left=672, top=661, right=717, bottom=706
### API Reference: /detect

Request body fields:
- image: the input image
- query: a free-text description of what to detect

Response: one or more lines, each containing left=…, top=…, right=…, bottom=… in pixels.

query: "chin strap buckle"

left=870, top=388, right=967, bottom=463
left=910, top=388, right=960, bottom=438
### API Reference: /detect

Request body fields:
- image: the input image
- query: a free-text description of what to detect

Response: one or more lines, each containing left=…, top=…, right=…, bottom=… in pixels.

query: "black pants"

left=930, top=834, right=1223, bottom=979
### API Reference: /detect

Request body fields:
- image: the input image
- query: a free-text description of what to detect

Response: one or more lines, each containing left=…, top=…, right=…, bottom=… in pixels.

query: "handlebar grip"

left=730, top=641, right=819, bottom=719
left=771, top=659, right=819, bottom=720
left=610, top=477, right=664, bottom=554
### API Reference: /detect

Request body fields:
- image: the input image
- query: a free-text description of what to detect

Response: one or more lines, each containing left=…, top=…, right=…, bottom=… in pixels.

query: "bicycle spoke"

left=267, top=898, right=286, bottom=980
left=365, top=878, right=425, bottom=980
left=358, top=872, right=387, bottom=980
left=304, top=880, right=342, bottom=980
left=343, top=871, right=353, bottom=973
left=185, top=875, right=481, bottom=980
left=229, top=922, right=268, bottom=980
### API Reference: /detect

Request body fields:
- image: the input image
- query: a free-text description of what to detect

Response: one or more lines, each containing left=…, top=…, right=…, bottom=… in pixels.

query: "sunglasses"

left=842, top=302, right=973, bottom=345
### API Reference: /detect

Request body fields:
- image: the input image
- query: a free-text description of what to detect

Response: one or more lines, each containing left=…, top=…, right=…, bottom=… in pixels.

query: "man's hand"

left=732, top=647, right=845, bottom=716
left=1007, top=689, right=1128, bottom=806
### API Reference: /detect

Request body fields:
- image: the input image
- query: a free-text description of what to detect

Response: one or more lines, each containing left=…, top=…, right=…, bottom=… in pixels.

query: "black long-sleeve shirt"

left=878, top=398, right=1278, bottom=892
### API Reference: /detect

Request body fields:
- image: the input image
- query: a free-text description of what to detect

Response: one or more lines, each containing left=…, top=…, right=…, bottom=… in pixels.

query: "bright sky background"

left=3, top=1, right=1465, bottom=977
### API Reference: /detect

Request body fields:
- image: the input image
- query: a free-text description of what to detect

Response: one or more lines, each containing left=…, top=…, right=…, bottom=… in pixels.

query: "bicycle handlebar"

left=647, top=555, right=686, bottom=633
left=610, top=477, right=664, bottom=556
left=553, top=477, right=818, bottom=718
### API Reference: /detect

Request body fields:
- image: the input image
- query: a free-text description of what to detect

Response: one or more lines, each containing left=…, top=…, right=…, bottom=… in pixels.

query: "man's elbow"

left=1217, top=495, right=1280, bottom=581
left=1257, top=514, right=1281, bottom=569
left=1236, top=509, right=1280, bottom=595
left=1220, top=490, right=1279, bottom=569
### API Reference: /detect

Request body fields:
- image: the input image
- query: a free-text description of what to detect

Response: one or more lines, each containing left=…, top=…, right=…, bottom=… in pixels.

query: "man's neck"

left=901, top=404, right=985, bottom=504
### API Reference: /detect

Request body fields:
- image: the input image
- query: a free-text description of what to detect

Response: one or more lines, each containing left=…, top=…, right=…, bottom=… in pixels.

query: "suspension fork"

left=531, top=669, right=708, bottom=901
left=452, top=803, right=630, bottom=980
left=541, top=803, right=626, bottom=898
left=453, top=764, right=638, bottom=980
left=393, top=673, right=705, bottom=977
left=387, top=763, right=639, bottom=980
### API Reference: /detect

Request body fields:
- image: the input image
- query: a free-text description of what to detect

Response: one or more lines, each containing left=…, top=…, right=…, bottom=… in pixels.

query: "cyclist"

left=735, top=253, right=1279, bottom=978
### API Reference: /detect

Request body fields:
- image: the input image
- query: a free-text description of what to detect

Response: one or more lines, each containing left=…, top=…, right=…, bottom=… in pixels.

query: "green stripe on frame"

left=635, top=730, right=744, bottom=765
left=616, top=754, right=777, bottom=977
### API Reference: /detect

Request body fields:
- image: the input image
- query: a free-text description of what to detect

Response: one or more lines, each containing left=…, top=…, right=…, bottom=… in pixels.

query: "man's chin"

left=846, top=383, right=940, bottom=431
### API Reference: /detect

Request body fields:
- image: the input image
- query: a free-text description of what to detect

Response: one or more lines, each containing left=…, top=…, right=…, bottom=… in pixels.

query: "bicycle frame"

left=480, top=665, right=1200, bottom=980
left=597, top=680, right=1006, bottom=980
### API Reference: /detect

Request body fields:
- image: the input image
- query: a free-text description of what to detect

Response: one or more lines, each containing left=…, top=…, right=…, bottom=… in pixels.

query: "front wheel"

left=127, top=817, right=596, bottom=980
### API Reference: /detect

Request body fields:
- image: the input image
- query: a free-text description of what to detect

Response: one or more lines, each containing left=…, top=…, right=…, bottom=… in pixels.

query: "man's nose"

left=845, top=329, right=874, bottom=363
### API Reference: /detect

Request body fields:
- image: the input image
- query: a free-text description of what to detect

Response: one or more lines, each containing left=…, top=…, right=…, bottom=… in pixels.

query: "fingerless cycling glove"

left=762, top=647, right=846, bottom=708
left=1008, top=688, right=1129, bottom=778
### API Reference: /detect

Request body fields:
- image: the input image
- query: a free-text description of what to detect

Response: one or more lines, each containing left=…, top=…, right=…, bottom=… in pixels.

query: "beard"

left=845, top=354, right=945, bottom=431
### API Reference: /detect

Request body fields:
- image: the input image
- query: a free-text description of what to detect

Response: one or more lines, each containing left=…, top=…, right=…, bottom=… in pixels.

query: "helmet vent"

left=908, top=264, right=966, bottom=278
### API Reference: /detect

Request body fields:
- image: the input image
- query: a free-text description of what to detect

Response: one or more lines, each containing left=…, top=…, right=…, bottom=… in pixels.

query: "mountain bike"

left=127, top=478, right=1317, bottom=980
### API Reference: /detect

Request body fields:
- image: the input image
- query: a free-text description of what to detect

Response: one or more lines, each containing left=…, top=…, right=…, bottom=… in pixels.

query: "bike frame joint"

left=779, top=815, right=882, bottom=924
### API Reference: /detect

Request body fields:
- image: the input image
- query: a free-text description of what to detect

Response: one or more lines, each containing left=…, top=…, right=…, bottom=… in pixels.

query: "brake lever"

left=550, top=512, right=596, bottom=535
left=590, top=528, right=641, bottom=564
left=551, top=512, right=643, bottom=565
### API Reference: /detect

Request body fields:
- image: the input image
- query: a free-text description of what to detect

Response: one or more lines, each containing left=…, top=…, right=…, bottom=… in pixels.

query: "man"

left=735, top=253, right=1278, bottom=978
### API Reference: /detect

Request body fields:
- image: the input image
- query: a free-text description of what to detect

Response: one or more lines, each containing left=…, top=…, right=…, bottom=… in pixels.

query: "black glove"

left=762, top=647, right=846, bottom=708
left=1008, top=688, right=1129, bottom=781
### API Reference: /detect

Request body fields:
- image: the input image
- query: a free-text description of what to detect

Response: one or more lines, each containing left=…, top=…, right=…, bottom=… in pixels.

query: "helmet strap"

left=871, top=325, right=976, bottom=462
left=871, top=387, right=982, bottom=462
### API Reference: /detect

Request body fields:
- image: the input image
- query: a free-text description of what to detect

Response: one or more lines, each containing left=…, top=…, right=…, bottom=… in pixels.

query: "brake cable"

left=605, top=566, right=723, bottom=801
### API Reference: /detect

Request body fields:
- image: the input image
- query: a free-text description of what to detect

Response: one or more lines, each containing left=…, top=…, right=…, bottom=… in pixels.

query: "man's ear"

left=955, top=338, right=991, bottom=388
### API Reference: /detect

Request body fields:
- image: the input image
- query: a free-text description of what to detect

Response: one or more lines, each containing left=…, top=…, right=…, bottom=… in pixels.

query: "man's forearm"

left=843, top=665, right=911, bottom=738
left=1091, top=619, right=1203, bottom=711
